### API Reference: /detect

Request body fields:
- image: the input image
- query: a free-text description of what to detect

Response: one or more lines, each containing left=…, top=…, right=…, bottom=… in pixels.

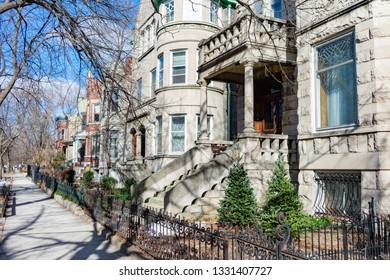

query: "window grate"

left=314, top=172, right=361, bottom=217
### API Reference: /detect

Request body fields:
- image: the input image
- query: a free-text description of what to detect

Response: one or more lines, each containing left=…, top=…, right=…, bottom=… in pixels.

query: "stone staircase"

left=139, top=134, right=298, bottom=219
left=143, top=163, right=205, bottom=210
left=181, top=177, right=228, bottom=219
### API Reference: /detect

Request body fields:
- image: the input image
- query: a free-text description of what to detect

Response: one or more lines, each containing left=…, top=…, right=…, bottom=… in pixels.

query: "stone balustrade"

left=243, top=134, right=298, bottom=165
left=199, top=14, right=294, bottom=66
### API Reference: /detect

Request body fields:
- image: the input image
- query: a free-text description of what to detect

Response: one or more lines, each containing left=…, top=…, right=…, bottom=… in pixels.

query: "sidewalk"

left=0, top=172, right=150, bottom=260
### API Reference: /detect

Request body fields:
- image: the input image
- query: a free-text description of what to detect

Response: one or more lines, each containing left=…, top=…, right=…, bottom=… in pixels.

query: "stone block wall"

left=296, top=0, right=390, bottom=215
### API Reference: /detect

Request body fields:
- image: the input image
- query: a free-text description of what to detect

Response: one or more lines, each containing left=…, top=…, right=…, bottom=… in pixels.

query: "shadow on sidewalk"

left=0, top=175, right=151, bottom=260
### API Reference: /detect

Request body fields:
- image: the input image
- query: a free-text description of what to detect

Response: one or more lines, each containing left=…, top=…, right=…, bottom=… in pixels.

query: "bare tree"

left=0, top=0, right=138, bottom=106
left=0, top=92, right=25, bottom=177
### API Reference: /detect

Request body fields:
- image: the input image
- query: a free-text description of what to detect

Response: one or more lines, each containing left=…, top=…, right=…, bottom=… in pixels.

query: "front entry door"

left=254, top=75, right=283, bottom=134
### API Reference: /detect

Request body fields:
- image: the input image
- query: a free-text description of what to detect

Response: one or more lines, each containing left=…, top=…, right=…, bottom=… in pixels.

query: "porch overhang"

left=197, top=14, right=296, bottom=82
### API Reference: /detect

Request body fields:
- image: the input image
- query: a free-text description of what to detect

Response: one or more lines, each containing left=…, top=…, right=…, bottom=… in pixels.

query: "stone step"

left=183, top=204, right=219, bottom=215
left=147, top=196, right=164, bottom=207
left=193, top=197, right=221, bottom=207
left=203, top=189, right=225, bottom=198
left=150, top=164, right=207, bottom=200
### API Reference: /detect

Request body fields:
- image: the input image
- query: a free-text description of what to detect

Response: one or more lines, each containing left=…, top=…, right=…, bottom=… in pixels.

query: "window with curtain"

left=158, top=54, right=164, bottom=88
left=151, top=68, right=157, bottom=95
left=156, top=116, right=163, bottom=154
left=165, top=0, right=174, bottom=23
left=171, top=50, right=186, bottom=85
left=315, top=32, right=357, bottom=130
left=170, top=115, right=185, bottom=153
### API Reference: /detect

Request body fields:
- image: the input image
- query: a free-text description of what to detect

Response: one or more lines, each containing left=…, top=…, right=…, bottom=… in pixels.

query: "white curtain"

left=171, top=116, right=185, bottom=152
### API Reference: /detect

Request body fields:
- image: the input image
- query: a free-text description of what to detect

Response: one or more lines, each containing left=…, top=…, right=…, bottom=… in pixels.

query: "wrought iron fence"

left=28, top=169, right=390, bottom=260
left=1, top=185, right=10, bottom=218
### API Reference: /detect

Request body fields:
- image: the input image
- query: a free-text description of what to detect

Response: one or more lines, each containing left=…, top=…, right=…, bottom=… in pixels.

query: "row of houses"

left=56, top=0, right=390, bottom=219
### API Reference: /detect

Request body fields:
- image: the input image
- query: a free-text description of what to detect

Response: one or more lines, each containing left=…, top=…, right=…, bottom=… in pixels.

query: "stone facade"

left=297, top=0, right=390, bottom=215
left=116, top=0, right=231, bottom=182
left=91, top=0, right=390, bottom=217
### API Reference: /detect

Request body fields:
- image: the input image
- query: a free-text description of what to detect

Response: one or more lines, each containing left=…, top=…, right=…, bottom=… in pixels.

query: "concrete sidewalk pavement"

left=0, top=173, right=150, bottom=260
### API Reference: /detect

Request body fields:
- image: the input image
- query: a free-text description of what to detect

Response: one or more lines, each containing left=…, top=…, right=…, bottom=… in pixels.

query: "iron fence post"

left=342, top=220, right=348, bottom=260
left=223, top=236, right=229, bottom=260
left=368, top=197, right=375, bottom=244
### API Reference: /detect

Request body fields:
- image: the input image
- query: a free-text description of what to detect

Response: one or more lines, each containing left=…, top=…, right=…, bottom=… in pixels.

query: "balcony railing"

left=198, top=14, right=295, bottom=66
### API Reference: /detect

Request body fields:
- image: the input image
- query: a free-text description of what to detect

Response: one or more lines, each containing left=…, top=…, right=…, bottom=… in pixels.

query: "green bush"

left=218, top=162, right=259, bottom=227
left=81, top=171, right=95, bottom=188
left=111, top=187, right=130, bottom=201
left=52, top=151, right=65, bottom=169
left=101, top=177, right=117, bottom=191
left=124, top=178, right=136, bottom=188
left=258, top=158, right=331, bottom=232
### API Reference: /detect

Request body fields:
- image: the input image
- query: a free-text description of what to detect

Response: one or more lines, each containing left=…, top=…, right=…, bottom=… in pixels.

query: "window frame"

left=196, top=114, right=213, bottom=140
left=151, top=68, right=157, bottom=96
left=91, top=133, right=100, bottom=158
left=210, top=1, right=219, bottom=24
left=170, top=49, right=187, bottom=85
left=271, top=0, right=283, bottom=19
left=158, top=53, right=164, bottom=88
left=108, top=130, right=119, bottom=160
left=169, top=115, right=186, bottom=154
left=110, top=88, right=119, bottom=114
left=137, top=78, right=142, bottom=103
left=156, top=116, right=163, bottom=155
left=314, top=31, right=357, bottom=131
left=146, top=26, right=151, bottom=50
left=164, top=0, right=175, bottom=23
left=92, top=103, right=100, bottom=123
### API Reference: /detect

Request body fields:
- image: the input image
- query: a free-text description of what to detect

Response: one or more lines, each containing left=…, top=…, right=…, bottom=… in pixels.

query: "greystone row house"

left=57, top=0, right=390, bottom=219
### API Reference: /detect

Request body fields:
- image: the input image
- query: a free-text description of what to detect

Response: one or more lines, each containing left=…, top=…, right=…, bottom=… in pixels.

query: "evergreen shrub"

left=218, top=162, right=259, bottom=227
left=258, top=158, right=331, bottom=232
left=101, top=177, right=117, bottom=191
left=81, top=171, right=95, bottom=188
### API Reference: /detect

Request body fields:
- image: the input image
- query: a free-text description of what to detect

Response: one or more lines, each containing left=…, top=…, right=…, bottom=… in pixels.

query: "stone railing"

left=244, top=134, right=298, bottom=165
left=199, top=14, right=295, bottom=65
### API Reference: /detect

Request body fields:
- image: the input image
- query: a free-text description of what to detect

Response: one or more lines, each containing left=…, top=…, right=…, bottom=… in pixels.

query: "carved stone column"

left=243, top=59, right=256, bottom=133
